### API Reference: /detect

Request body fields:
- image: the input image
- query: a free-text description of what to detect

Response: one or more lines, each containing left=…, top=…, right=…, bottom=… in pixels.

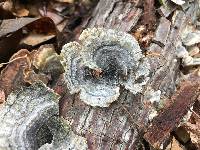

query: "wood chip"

left=153, top=17, right=171, bottom=45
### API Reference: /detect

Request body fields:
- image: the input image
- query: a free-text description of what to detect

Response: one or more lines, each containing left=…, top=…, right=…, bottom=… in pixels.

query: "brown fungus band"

left=61, top=28, right=150, bottom=107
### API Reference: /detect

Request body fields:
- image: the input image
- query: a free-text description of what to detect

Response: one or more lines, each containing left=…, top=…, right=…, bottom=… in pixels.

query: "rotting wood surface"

left=53, top=0, right=200, bottom=149
left=144, top=75, right=200, bottom=148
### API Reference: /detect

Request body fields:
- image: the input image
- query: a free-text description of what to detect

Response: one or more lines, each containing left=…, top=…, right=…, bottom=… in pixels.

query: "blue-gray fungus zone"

left=61, top=28, right=150, bottom=107
left=0, top=82, right=88, bottom=150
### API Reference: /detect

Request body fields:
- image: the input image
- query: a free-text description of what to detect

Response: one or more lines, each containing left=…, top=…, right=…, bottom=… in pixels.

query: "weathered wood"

left=158, top=2, right=177, bottom=18
left=147, top=2, right=199, bottom=99
left=144, top=79, right=200, bottom=148
left=83, top=0, right=142, bottom=32
left=141, top=0, right=156, bottom=29
left=153, top=17, right=171, bottom=46
left=56, top=0, right=200, bottom=149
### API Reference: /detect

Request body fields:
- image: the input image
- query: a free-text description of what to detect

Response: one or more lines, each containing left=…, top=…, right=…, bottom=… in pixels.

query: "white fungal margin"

left=61, top=28, right=150, bottom=107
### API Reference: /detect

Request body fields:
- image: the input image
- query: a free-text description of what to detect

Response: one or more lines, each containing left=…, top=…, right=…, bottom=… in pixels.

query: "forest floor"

left=0, top=0, right=200, bottom=150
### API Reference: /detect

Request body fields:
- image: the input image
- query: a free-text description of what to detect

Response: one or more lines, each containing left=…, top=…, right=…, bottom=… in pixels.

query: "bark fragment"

left=83, top=0, right=142, bottom=32
left=142, top=0, right=156, bottom=30
left=144, top=77, right=200, bottom=148
left=153, top=17, right=171, bottom=46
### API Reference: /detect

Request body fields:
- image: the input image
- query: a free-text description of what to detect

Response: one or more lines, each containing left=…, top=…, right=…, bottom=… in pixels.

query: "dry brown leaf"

left=171, top=137, right=184, bottom=150
left=0, top=17, right=57, bottom=63
left=1, top=0, right=13, bottom=12
left=0, top=18, right=37, bottom=37
left=20, top=34, right=55, bottom=47
left=14, top=8, right=29, bottom=17
left=0, top=49, right=32, bottom=97
left=174, top=127, right=190, bottom=144
left=55, top=0, right=74, bottom=3
left=57, top=20, right=68, bottom=32
left=39, top=9, right=64, bottom=25
left=182, top=112, right=200, bottom=149
left=0, top=49, right=51, bottom=99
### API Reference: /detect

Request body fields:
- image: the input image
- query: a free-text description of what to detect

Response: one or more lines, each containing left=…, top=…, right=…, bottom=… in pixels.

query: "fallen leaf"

left=183, top=120, right=200, bottom=149
left=55, top=0, right=74, bottom=3
left=171, top=0, right=185, bottom=5
left=57, top=19, right=68, bottom=32
left=171, top=137, right=184, bottom=150
left=1, top=0, right=13, bottom=12
left=25, top=17, right=57, bottom=34
left=174, top=127, right=190, bottom=144
left=0, top=17, right=57, bottom=63
left=14, top=8, right=29, bottom=17
left=0, top=49, right=50, bottom=99
left=180, top=101, right=200, bottom=149
left=39, top=9, right=64, bottom=25
left=0, top=49, right=32, bottom=97
left=0, top=17, right=37, bottom=37
left=20, top=33, right=55, bottom=47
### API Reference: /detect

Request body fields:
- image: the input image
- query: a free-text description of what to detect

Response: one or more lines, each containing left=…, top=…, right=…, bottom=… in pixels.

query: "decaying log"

left=144, top=75, right=200, bottom=149
left=0, top=0, right=199, bottom=150
left=141, top=0, right=156, bottom=30
left=83, top=0, right=142, bottom=32
left=0, top=82, right=87, bottom=150
left=146, top=1, right=199, bottom=99
left=55, top=0, right=200, bottom=149
left=59, top=27, right=152, bottom=150
left=60, top=28, right=150, bottom=108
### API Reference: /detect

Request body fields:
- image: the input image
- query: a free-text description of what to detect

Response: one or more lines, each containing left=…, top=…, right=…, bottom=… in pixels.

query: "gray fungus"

left=0, top=82, right=88, bottom=150
left=61, top=28, right=150, bottom=107
left=0, top=28, right=150, bottom=150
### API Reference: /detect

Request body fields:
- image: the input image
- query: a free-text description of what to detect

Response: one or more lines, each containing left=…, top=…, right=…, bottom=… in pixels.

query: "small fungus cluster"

left=61, top=28, right=150, bottom=107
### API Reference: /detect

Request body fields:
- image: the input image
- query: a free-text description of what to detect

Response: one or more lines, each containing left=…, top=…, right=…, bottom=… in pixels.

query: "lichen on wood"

left=60, top=28, right=150, bottom=107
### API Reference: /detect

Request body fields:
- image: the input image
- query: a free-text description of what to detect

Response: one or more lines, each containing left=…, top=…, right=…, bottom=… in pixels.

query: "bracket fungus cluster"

left=0, top=82, right=87, bottom=150
left=61, top=28, right=150, bottom=107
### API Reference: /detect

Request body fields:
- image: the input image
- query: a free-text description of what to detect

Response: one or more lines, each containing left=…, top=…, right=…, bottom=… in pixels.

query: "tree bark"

left=55, top=0, right=200, bottom=149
